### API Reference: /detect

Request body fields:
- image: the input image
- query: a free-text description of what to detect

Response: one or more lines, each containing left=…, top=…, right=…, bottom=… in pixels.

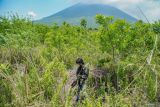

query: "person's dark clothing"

left=76, top=65, right=89, bottom=80
left=76, top=65, right=89, bottom=102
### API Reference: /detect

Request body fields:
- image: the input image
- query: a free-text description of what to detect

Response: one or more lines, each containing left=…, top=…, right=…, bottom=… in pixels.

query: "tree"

left=95, top=14, right=113, bottom=28
left=153, top=20, right=160, bottom=34
left=80, top=19, right=87, bottom=28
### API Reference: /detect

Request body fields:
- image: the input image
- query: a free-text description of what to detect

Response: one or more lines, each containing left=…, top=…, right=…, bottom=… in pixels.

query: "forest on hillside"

left=0, top=14, right=160, bottom=107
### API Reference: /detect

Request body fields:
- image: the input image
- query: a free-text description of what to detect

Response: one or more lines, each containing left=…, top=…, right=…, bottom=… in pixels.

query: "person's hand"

left=71, top=80, right=77, bottom=88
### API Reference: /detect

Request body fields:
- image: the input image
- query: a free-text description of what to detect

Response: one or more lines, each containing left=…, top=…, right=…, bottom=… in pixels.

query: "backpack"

left=81, top=64, right=89, bottom=79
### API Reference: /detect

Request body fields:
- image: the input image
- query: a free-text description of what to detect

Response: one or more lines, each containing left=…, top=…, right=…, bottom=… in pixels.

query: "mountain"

left=35, top=3, right=138, bottom=27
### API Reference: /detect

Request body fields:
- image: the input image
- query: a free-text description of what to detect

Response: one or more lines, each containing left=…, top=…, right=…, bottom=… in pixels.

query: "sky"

left=0, top=0, right=71, bottom=19
left=0, top=0, right=160, bottom=22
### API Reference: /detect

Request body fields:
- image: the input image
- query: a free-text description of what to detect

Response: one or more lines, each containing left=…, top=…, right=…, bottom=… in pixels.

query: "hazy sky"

left=0, top=0, right=71, bottom=19
left=0, top=0, right=160, bottom=22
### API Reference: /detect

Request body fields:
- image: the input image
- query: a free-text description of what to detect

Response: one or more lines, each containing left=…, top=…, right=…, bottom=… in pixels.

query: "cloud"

left=69, top=0, right=145, bottom=4
left=69, top=0, right=160, bottom=22
left=99, top=0, right=144, bottom=4
left=27, top=11, right=37, bottom=17
left=125, top=1, right=160, bottom=22
left=145, top=6, right=160, bottom=22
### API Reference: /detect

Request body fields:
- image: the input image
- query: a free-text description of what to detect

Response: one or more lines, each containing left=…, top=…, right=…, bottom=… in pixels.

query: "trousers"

left=76, top=78, right=85, bottom=102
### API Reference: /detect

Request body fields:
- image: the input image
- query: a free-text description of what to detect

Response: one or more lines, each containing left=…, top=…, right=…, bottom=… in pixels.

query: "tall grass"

left=0, top=15, right=160, bottom=106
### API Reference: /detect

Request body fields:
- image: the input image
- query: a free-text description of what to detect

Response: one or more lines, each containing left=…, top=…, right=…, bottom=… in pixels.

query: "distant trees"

left=95, top=14, right=113, bottom=28
left=80, top=18, right=87, bottom=28
left=153, top=20, right=160, bottom=34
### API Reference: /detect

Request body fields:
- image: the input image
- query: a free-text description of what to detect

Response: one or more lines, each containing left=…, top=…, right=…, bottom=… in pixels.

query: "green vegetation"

left=0, top=14, right=160, bottom=107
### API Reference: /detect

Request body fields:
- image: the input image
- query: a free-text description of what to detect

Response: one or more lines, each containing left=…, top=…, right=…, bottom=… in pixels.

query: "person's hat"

left=76, top=58, right=84, bottom=64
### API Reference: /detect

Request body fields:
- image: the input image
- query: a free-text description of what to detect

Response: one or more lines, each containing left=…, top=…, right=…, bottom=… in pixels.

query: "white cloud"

left=98, top=0, right=144, bottom=4
left=125, top=1, right=160, bottom=22
left=69, top=0, right=144, bottom=4
left=27, top=11, right=37, bottom=17
left=145, top=6, right=160, bottom=22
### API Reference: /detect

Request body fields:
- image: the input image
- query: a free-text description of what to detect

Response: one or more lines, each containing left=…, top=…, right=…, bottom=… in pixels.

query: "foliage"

left=0, top=14, right=160, bottom=106
left=80, top=19, right=87, bottom=28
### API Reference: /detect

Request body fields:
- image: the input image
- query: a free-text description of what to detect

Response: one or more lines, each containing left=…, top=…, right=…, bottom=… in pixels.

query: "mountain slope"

left=36, top=3, right=138, bottom=27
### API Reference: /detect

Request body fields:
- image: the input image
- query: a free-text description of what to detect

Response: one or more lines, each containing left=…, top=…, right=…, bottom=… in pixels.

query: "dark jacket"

left=76, top=65, right=89, bottom=80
